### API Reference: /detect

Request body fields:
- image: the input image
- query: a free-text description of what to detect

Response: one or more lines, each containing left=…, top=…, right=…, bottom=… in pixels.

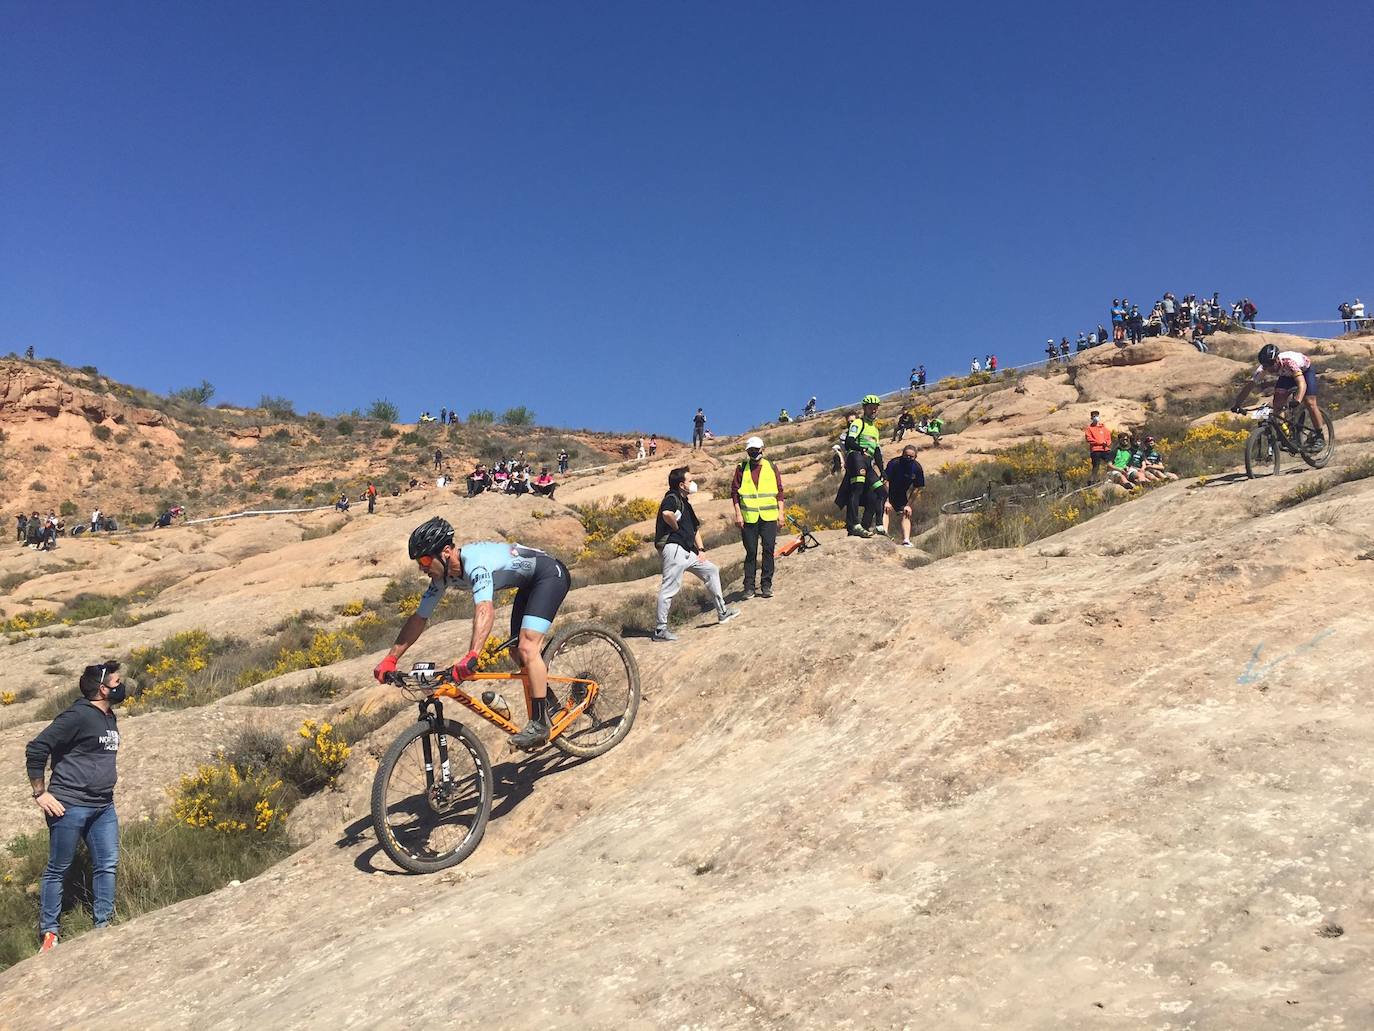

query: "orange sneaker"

left=39, top=932, right=58, bottom=952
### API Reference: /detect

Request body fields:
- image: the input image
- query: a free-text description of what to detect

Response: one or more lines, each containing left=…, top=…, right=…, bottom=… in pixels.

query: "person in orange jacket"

left=1084, top=410, right=1113, bottom=482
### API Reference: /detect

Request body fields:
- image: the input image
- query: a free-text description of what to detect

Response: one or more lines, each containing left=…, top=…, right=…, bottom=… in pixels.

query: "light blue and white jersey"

left=416, top=542, right=548, bottom=619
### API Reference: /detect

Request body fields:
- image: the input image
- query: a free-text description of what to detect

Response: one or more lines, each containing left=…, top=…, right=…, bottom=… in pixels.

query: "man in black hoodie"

left=26, top=661, right=128, bottom=952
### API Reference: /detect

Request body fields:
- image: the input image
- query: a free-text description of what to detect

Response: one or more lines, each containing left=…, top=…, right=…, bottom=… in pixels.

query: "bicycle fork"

left=418, top=699, right=455, bottom=792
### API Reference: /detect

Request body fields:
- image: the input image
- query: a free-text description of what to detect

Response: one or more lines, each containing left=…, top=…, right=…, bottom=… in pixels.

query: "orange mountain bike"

left=370, top=621, right=640, bottom=873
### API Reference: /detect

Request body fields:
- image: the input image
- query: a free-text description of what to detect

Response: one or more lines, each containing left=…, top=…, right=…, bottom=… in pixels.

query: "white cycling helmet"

left=745, top=436, right=765, bottom=451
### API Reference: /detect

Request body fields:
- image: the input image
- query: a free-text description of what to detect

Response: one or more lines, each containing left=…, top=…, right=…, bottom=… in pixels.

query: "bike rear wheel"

left=1245, top=426, right=1280, bottom=478
left=371, top=719, right=492, bottom=873
left=544, top=622, right=641, bottom=759
left=1292, top=406, right=1335, bottom=468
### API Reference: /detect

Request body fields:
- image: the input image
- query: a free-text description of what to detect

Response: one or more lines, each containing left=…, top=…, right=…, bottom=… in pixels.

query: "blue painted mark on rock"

left=1238, top=628, right=1336, bottom=686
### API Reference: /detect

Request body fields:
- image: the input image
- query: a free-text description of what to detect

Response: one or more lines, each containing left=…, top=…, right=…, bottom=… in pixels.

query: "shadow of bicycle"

left=1188, top=468, right=1309, bottom=491
left=340, top=747, right=594, bottom=875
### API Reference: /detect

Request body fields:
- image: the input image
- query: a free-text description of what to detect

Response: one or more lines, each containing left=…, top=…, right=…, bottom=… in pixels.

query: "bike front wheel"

left=1293, top=406, right=1335, bottom=468
left=1245, top=426, right=1280, bottom=478
left=544, top=622, right=641, bottom=759
left=371, top=719, right=493, bottom=873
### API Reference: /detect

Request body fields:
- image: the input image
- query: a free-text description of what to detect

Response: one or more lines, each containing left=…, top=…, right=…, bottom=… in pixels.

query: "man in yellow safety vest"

left=731, top=435, right=786, bottom=599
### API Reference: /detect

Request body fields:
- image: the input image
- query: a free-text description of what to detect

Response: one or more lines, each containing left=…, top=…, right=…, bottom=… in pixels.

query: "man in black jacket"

left=652, top=466, right=738, bottom=642
left=26, top=661, right=128, bottom=952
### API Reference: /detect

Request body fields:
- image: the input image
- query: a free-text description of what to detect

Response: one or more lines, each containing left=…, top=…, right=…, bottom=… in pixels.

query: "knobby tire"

left=544, top=621, right=641, bottom=759
left=1293, top=407, right=1336, bottom=469
left=1245, top=426, right=1280, bottom=478
left=371, top=719, right=493, bottom=874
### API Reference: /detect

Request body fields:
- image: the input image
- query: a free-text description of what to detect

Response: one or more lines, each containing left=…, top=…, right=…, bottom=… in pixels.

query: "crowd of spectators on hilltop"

left=466, top=455, right=562, bottom=500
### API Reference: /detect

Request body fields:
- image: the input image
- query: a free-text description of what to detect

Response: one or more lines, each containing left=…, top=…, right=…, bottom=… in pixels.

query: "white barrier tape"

left=183, top=505, right=337, bottom=526
left=1253, top=319, right=1361, bottom=326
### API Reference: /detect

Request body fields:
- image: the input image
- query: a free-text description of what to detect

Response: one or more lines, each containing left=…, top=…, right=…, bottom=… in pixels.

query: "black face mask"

left=107, top=681, right=127, bottom=705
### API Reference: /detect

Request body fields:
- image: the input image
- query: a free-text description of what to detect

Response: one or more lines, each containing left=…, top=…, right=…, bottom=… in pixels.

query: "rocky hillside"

left=1, top=328, right=1372, bottom=1027
left=1, top=357, right=677, bottom=523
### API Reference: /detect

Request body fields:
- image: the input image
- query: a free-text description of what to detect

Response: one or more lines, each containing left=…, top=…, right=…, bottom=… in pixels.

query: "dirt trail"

left=3, top=429, right=1373, bottom=1027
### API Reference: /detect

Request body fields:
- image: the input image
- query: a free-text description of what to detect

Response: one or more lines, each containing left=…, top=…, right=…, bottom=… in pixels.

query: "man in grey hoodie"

left=26, top=661, right=128, bottom=952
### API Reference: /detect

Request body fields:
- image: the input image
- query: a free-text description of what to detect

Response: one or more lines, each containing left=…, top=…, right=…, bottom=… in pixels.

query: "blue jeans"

left=40, top=803, right=119, bottom=934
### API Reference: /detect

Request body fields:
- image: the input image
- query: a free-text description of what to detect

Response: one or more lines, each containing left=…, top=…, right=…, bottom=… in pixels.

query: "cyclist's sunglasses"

left=416, top=548, right=452, bottom=571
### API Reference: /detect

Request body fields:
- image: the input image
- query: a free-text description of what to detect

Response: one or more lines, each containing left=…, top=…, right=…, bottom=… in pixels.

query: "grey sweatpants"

left=656, top=544, right=724, bottom=630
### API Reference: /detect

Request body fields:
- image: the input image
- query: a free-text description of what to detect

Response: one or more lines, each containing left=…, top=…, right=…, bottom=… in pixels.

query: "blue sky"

left=3, top=1, right=1371, bottom=435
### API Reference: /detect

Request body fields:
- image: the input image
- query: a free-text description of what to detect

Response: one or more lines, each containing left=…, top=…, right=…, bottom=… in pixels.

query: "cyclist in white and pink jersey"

left=1231, top=343, right=1325, bottom=445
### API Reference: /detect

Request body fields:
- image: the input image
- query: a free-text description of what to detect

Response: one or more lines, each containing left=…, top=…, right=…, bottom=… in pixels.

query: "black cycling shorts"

left=1275, top=367, right=1318, bottom=396
left=510, top=556, right=570, bottom=636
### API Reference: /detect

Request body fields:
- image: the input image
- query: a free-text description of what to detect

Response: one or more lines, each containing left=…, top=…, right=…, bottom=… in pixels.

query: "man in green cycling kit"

left=839, top=395, right=885, bottom=537
left=373, top=517, right=570, bottom=751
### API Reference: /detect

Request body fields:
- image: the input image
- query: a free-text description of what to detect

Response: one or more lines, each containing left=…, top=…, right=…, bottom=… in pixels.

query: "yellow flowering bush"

left=170, top=758, right=285, bottom=835
left=573, top=496, right=658, bottom=547
left=340, top=599, right=366, bottom=617
left=0, top=691, right=16, bottom=706
left=125, top=629, right=220, bottom=711
left=2, top=609, right=58, bottom=635
left=610, top=531, right=641, bottom=557
left=238, top=628, right=365, bottom=687
left=476, top=634, right=512, bottom=672
left=783, top=503, right=846, bottom=531
left=1157, top=418, right=1251, bottom=477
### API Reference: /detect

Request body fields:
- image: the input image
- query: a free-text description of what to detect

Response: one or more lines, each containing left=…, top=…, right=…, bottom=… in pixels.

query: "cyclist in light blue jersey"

left=372, top=517, right=570, bottom=750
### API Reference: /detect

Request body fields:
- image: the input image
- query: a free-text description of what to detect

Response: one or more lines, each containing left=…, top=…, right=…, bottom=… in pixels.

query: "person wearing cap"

left=26, top=661, right=129, bottom=952
left=1084, top=410, right=1112, bottom=482
left=731, top=437, right=785, bottom=599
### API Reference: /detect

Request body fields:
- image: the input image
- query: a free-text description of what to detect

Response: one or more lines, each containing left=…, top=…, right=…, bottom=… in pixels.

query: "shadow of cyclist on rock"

left=342, top=747, right=592, bottom=875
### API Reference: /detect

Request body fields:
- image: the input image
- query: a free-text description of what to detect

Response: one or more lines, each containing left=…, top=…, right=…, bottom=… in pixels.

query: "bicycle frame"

left=406, top=635, right=601, bottom=742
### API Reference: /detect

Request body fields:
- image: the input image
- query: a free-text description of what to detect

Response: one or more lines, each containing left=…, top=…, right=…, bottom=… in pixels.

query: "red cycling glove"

left=451, top=650, right=481, bottom=681
left=373, top=654, right=398, bottom=684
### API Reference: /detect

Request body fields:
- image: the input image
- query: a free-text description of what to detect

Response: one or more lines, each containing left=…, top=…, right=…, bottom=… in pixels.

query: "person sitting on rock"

left=1107, top=434, right=1144, bottom=490
left=532, top=468, right=558, bottom=498
left=1137, top=436, right=1178, bottom=482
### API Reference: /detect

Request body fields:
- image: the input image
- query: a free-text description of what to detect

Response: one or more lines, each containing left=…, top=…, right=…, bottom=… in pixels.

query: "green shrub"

left=468, top=409, right=495, bottom=424
left=379, top=426, right=398, bottom=439
left=500, top=406, right=536, bottom=427
left=335, top=419, right=354, bottom=436
left=366, top=399, right=399, bottom=422
left=91, top=424, right=113, bottom=442
left=259, top=394, right=295, bottom=418
left=272, top=486, right=290, bottom=500
left=59, top=500, right=77, bottom=517
left=399, top=431, right=421, bottom=446
left=170, top=380, right=215, bottom=405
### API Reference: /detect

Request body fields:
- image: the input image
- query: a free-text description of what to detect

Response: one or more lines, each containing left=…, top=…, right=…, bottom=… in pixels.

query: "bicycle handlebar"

left=384, top=665, right=458, bottom=689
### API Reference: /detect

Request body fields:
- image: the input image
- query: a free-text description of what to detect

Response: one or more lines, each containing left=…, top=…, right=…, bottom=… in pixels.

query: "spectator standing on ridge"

left=440, top=407, right=447, bottom=424
left=970, top=357, right=981, bottom=374
left=1076, top=332, right=1089, bottom=352
left=1084, top=410, right=1113, bottom=482
left=1060, top=337, right=1071, bottom=361
left=636, top=437, right=646, bottom=460
left=89, top=508, right=102, bottom=533
left=731, top=436, right=785, bottom=600
left=909, top=368, right=921, bottom=392
left=883, top=444, right=925, bottom=547
left=1111, top=299, right=1126, bottom=342
left=25, top=345, right=35, bottom=359
left=988, top=354, right=998, bottom=373
left=366, top=482, right=378, bottom=514
left=557, top=449, right=570, bottom=474
left=1161, top=293, right=1177, bottom=335
left=433, top=448, right=443, bottom=472
left=692, top=409, right=706, bottom=450
left=651, top=466, right=738, bottom=642
left=1045, top=340, right=1058, bottom=366
left=1127, top=306, right=1144, bottom=345
left=1340, top=302, right=1354, bottom=333
left=649, top=435, right=658, bottom=457
left=26, top=661, right=128, bottom=952
left=17, top=512, right=28, bottom=542
left=1352, top=299, right=1366, bottom=331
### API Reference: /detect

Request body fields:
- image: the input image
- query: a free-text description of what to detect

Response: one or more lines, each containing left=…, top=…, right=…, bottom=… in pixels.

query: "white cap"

left=746, top=436, right=764, bottom=450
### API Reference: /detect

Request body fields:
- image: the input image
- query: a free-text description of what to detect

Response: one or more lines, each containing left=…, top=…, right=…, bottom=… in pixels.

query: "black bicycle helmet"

left=408, top=516, right=454, bottom=560
left=1257, top=343, right=1279, bottom=366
